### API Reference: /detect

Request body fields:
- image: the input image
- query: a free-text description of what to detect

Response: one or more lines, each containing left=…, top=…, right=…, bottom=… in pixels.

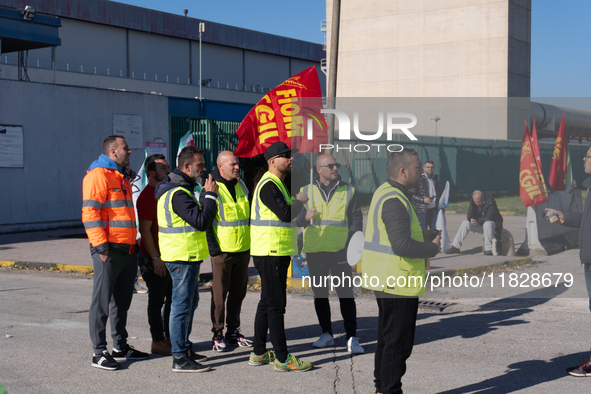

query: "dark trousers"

left=417, top=208, right=438, bottom=232
left=307, top=253, right=357, bottom=339
left=253, top=255, right=290, bottom=363
left=138, top=253, right=172, bottom=342
left=210, top=251, right=250, bottom=334
left=374, top=293, right=419, bottom=394
left=89, top=247, right=137, bottom=354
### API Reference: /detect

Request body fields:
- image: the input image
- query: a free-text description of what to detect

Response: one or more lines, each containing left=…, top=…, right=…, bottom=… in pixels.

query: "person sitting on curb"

left=444, top=190, right=503, bottom=256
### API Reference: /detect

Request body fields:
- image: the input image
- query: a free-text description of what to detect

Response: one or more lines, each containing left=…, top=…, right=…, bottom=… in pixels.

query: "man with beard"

left=83, top=135, right=149, bottom=371
left=362, top=149, right=440, bottom=393
left=136, top=154, right=173, bottom=355
left=248, top=141, right=312, bottom=372
left=155, top=146, right=218, bottom=372
left=297, top=154, right=364, bottom=354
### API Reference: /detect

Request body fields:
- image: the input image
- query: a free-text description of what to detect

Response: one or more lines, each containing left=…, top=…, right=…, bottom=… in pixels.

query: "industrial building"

left=0, top=0, right=324, bottom=231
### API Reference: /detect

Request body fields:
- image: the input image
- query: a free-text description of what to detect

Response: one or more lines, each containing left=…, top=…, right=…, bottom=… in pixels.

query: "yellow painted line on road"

left=0, top=260, right=16, bottom=267
left=56, top=264, right=94, bottom=273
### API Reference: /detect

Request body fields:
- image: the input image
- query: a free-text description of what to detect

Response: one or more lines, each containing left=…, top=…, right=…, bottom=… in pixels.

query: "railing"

left=0, top=54, right=275, bottom=94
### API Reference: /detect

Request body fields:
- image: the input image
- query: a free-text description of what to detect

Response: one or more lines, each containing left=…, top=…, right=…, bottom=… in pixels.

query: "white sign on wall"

left=0, top=125, right=24, bottom=168
left=112, top=114, right=143, bottom=149
left=146, top=141, right=167, bottom=157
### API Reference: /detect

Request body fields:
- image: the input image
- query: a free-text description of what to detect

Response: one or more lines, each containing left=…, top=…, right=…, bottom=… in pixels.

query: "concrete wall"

left=0, top=80, right=169, bottom=229
left=326, top=0, right=531, bottom=139
left=327, top=0, right=528, bottom=98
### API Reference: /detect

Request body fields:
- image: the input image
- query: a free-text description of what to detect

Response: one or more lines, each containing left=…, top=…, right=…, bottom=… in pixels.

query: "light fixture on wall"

left=201, top=79, right=212, bottom=86
left=21, top=5, right=36, bottom=20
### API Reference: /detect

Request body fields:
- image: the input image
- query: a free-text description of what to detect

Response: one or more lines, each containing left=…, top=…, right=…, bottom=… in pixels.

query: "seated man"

left=445, top=190, right=502, bottom=256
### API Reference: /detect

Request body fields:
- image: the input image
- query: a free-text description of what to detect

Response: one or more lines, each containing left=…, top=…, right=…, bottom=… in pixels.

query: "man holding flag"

left=248, top=141, right=312, bottom=372
left=233, top=66, right=325, bottom=372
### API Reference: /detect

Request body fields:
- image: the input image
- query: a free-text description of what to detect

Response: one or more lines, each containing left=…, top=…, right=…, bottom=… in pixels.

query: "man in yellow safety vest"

left=207, top=151, right=253, bottom=352
left=155, top=146, right=218, bottom=373
left=248, top=141, right=312, bottom=372
left=362, top=149, right=440, bottom=393
left=297, top=154, right=364, bottom=354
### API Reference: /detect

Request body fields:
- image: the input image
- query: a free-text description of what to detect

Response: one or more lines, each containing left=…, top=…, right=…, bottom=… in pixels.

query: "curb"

left=445, top=210, right=526, bottom=216
left=0, top=260, right=94, bottom=273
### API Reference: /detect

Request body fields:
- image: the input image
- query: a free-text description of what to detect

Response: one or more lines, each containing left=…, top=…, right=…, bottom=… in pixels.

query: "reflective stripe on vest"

left=250, top=172, right=297, bottom=256
left=301, top=182, right=354, bottom=253
left=361, top=182, right=425, bottom=297
left=212, top=179, right=250, bottom=253
left=157, top=186, right=209, bottom=262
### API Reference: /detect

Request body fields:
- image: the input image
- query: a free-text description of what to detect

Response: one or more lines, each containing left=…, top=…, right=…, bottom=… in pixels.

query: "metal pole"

left=199, top=30, right=202, bottom=99
left=326, top=0, right=341, bottom=145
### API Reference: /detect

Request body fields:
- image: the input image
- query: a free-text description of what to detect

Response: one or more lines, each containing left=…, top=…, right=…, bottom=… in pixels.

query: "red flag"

left=548, top=114, right=567, bottom=191
left=234, top=66, right=327, bottom=157
left=520, top=123, right=549, bottom=207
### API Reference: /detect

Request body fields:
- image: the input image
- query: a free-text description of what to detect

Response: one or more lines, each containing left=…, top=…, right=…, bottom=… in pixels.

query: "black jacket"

left=563, top=177, right=591, bottom=264
left=204, top=167, right=246, bottom=257
left=382, top=180, right=439, bottom=259
left=296, top=175, right=363, bottom=261
left=410, top=173, right=441, bottom=214
left=154, top=169, right=218, bottom=262
left=467, top=191, right=503, bottom=234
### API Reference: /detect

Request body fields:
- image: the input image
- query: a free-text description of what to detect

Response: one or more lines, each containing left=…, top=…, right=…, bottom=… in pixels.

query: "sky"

left=114, top=0, right=590, bottom=100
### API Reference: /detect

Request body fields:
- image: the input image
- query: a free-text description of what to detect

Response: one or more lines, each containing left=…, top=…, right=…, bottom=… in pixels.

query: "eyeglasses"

left=585, top=154, right=590, bottom=161
left=274, top=152, right=291, bottom=159
left=319, top=163, right=341, bottom=170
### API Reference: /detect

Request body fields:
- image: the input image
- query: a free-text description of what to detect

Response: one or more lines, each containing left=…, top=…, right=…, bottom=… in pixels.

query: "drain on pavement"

left=418, top=301, right=455, bottom=312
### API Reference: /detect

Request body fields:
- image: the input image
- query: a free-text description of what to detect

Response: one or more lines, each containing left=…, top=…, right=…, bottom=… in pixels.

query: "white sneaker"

left=312, top=332, right=334, bottom=348
left=347, top=336, right=364, bottom=354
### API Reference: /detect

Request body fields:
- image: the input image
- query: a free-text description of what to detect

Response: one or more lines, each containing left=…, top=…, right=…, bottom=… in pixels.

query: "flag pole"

left=309, top=151, right=314, bottom=225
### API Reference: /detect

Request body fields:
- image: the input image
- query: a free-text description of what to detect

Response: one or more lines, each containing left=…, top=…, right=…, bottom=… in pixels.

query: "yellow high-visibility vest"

left=213, top=180, right=250, bottom=253
left=362, top=182, right=426, bottom=296
left=300, top=182, right=353, bottom=253
left=157, top=186, right=208, bottom=262
left=250, top=172, right=297, bottom=256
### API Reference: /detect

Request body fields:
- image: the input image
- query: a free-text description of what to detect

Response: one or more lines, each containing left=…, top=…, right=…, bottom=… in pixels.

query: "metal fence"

left=293, top=135, right=589, bottom=200
left=168, top=115, right=241, bottom=172
left=168, top=119, right=589, bottom=199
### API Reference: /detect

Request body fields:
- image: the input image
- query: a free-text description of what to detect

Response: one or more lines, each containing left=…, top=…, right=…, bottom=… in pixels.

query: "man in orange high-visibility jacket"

left=82, top=135, right=149, bottom=371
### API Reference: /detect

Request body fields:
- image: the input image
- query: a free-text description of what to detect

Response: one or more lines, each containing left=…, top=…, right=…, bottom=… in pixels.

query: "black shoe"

left=567, top=357, right=591, bottom=377
left=172, top=355, right=211, bottom=373
left=226, top=329, right=254, bottom=347
left=92, top=351, right=121, bottom=371
left=444, top=246, right=461, bottom=254
left=483, top=250, right=493, bottom=256
left=187, top=347, right=208, bottom=363
left=112, top=345, right=149, bottom=361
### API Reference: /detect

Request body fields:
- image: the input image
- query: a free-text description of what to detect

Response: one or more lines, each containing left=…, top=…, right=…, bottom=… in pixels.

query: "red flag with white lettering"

left=233, top=66, right=327, bottom=157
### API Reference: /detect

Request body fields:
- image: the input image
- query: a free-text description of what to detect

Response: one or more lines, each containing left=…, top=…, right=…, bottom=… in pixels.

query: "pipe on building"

left=531, top=101, right=591, bottom=138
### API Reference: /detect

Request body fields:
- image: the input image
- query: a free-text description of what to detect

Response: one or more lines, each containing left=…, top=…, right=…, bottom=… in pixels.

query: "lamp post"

left=199, top=22, right=205, bottom=99
left=431, top=116, right=441, bottom=138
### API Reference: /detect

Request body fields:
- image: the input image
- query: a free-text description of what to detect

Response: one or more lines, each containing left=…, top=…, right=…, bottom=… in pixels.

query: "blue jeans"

left=165, top=261, right=201, bottom=357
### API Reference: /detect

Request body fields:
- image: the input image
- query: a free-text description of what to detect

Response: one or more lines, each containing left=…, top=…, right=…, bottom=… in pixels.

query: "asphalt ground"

left=2, top=214, right=589, bottom=393
left=1, top=245, right=591, bottom=393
